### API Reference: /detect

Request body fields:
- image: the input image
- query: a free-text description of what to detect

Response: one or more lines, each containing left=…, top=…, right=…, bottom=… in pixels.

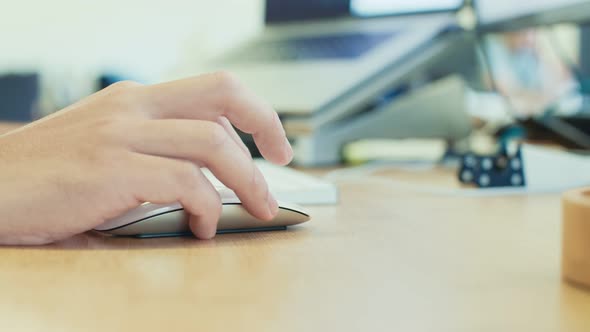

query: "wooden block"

left=562, top=188, right=590, bottom=289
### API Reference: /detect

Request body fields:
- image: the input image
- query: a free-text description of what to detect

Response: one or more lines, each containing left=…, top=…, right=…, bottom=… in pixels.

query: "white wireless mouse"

left=94, top=190, right=310, bottom=238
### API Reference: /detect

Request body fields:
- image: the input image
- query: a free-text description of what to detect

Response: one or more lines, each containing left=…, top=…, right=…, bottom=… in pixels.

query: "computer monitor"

left=265, top=0, right=464, bottom=24
left=351, top=0, right=464, bottom=17
left=476, top=0, right=590, bottom=31
left=265, top=1, right=349, bottom=23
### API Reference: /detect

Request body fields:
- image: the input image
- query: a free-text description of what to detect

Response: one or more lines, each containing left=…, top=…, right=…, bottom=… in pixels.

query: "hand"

left=0, top=72, right=293, bottom=245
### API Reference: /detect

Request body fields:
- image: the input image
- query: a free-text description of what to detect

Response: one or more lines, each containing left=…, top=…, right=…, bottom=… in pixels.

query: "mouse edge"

left=94, top=201, right=311, bottom=232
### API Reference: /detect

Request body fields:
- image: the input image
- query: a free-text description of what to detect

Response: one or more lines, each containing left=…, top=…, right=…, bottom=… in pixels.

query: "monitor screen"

left=265, top=0, right=463, bottom=24
left=476, top=0, right=590, bottom=27
left=265, top=0, right=350, bottom=23
left=351, top=0, right=464, bottom=17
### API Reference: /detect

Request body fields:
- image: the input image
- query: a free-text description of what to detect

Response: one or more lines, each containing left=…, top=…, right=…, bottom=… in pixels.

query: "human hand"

left=0, top=72, right=292, bottom=245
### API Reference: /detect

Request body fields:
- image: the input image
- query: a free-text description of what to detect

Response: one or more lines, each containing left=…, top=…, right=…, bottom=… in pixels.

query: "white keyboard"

left=202, top=159, right=338, bottom=205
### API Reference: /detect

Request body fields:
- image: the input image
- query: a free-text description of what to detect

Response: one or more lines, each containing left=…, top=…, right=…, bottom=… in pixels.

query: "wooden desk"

left=0, top=134, right=589, bottom=331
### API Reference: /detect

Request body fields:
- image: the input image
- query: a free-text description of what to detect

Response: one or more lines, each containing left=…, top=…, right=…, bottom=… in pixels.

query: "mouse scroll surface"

left=94, top=197, right=311, bottom=238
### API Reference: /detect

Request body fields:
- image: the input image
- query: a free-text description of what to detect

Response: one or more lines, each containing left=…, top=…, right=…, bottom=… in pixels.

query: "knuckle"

left=251, top=166, right=268, bottom=193
left=174, top=162, right=200, bottom=188
left=186, top=185, right=221, bottom=219
left=208, top=71, right=245, bottom=116
left=101, top=83, right=138, bottom=107
left=107, top=80, right=142, bottom=90
left=208, top=192, right=223, bottom=216
left=100, top=81, right=146, bottom=114
left=205, top=122, right=229, bottom=148
left=91, top=116, right=127, bottom=144
left=211, top=71, right=241, bottom=93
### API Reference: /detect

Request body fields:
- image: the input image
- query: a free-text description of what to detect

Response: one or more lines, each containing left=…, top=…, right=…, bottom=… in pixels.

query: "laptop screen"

left=265, top=0, right=464, bottom=24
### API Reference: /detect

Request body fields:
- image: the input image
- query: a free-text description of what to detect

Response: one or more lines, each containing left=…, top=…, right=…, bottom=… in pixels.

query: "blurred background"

left=2, top=0, right=590, bottom=169
left=0, top=0, right=264, bottom=119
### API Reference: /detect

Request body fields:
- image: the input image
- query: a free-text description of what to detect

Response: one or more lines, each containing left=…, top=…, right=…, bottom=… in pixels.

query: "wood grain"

left=0, top=147, right=589, bottom=331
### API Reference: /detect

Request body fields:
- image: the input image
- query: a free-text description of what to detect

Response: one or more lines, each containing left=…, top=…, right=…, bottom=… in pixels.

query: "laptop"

left=207, top=0, right=465, bottom=115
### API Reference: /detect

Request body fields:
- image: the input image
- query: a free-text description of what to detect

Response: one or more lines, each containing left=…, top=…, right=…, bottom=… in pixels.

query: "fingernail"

left=192, top=220, right=217, bottom=240
left=205, top=226, right=217, bottom=239
left=284, top=137, right=293, bottom=162
left=267, top=191, right=279, bottom=218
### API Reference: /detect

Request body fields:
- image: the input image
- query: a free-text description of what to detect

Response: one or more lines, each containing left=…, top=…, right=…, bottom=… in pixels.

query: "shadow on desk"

left=11, top=226, right=311, bottom=251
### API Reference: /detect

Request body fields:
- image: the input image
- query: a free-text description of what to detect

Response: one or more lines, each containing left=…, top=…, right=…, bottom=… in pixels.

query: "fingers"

left=125, top=119, right=279, bottom=222
left=217, top=116, right=251, bottom=159
left=136, top=72, right=293, bottom=165
left=126, top=153, right=221, bottom=239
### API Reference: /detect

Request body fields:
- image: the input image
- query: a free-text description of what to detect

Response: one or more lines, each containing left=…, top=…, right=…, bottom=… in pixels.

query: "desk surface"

left=1, top=122, right=590, bottom=331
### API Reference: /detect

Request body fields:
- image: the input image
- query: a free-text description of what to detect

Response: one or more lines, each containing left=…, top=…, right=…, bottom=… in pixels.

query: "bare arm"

left=0, top=122, right=24, bottom=135
left=0, top=72, right=293, bottom=245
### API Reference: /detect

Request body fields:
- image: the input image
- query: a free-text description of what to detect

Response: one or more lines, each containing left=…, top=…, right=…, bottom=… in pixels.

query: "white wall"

left=0, top=0, right=263, bottom=110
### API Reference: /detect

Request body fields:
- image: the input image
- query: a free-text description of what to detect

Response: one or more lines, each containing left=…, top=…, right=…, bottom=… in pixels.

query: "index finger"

left=138, top=72, right=293, bottom=165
